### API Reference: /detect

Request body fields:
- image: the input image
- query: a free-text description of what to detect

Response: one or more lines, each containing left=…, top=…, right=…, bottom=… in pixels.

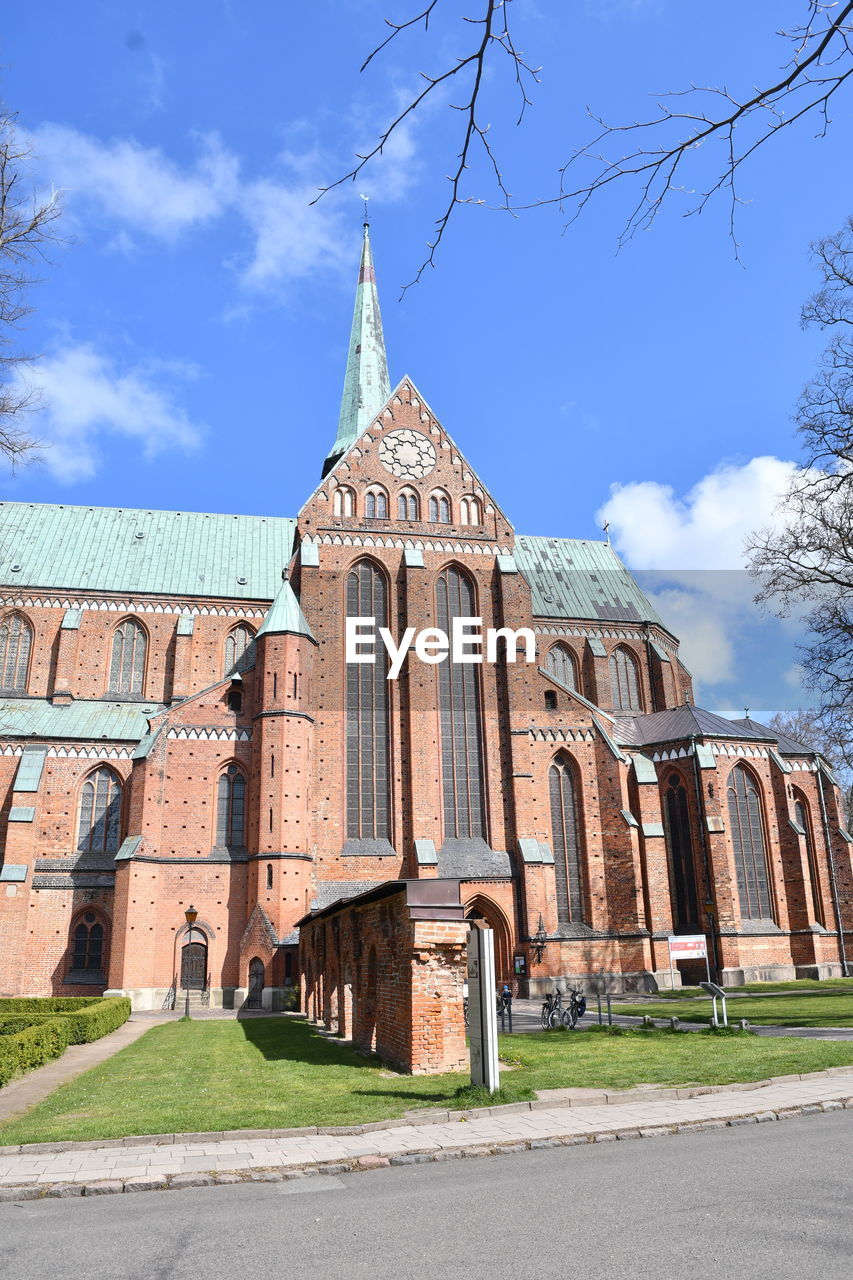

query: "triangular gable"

left=300, top=376, right=515, bottom=537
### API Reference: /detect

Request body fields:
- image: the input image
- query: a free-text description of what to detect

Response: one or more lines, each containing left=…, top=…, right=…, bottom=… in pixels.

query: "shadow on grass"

left=237, top=1015, right=379, bottom=1068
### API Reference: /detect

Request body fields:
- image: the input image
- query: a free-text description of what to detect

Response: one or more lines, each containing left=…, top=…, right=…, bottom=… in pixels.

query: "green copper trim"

left=324, top=223, right=390, bottom=472
left=256, top=579, right=316, bottom=642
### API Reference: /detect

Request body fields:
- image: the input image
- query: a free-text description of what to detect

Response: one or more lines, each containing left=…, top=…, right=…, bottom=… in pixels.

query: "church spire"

left=323, top=221, right=390, bottom=476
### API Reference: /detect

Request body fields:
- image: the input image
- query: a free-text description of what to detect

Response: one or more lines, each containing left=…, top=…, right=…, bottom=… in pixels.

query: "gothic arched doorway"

left=464, top=895, right=512, bottom=985
left=180, top=929, right=208, bottom=991
left=246, top=957, right=265, bottom=1009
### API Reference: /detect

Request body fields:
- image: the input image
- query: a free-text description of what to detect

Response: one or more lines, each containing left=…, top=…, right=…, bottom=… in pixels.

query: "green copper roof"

left=0, top=698, right=160, bottom=742
left=324, top=223, right=390, bottom=471
left=0, top=502, right=296, bottom=600
left=256, top=579, right=315, bottom=641
left=514, top=536, right=666, bottom=629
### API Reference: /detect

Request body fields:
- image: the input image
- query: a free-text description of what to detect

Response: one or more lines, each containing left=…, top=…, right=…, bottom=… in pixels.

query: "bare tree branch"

left=313, top=0, right=539, bottom=293
left=748, top=216, right=853, bottom=769
left=0, top=108, right=62, bottom=470
left=325, top=2, right=853, bottom=280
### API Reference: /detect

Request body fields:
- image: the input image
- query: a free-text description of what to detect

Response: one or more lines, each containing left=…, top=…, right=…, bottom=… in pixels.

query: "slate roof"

left=614, top=704, right=776, bottom=748
left=514, top=536, right=666, bottom=628
left=730, top=717, right=813, bottom=755
left=0, top=502, right=296, bottom=601
left=0, top=698, right=160, bottom=742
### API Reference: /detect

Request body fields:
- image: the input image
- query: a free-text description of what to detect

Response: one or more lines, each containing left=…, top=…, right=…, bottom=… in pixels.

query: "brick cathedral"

left=1, top=226, right=851, bottom=1009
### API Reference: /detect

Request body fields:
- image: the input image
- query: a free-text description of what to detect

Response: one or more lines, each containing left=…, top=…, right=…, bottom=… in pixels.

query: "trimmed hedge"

left=0, top=997, right=97, bottom=1013
left=0, top=997, right=131, bottom=1088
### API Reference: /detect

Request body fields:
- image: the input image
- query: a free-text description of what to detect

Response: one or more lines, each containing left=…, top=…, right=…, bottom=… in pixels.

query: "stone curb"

left=0, top=1096, right=850, bottom=1203
left=2, top=1066, right=852, bottom=1157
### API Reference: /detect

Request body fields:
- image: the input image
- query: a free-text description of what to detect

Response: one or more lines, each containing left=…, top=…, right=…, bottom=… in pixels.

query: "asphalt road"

left=1, top=1111, right=850, bottom=1280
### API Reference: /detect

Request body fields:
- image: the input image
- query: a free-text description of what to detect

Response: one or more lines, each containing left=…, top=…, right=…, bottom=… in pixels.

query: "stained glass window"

left=398, top=490, right=419, bottom=520
left=609, top=645, right=641, bottom=710
left=365, top=488, right=388, bottom=518
left=727, top=765, right=774, bottom=920
left=346, top=561, right=391, bottom=839
left=429, top=492, right=451, bottom=523
left=224, top=625, right=254, bottom=676
left=216, top=765, right=246, bottom=847
left=0, top=613, right=32, bottom=692
left=545, top=643, right=577, bottom=691
left=549, top=754, right=585, bottom=925
left=663, top=772, right=699, bottom=927
left=794, top=793, right=825, bottom=927
left=77, top=768, right=122, bottom=853
left=437, top=566, right=487, bottom=839
left=71, top=912, right=104, bottom=972
left=109, top=619, right=146, bottom=694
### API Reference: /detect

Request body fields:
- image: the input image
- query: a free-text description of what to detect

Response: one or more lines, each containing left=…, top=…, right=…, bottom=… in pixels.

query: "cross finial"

left=603, top=520, right=610, bottom=544
left=360, top=192, right=370, bottom=225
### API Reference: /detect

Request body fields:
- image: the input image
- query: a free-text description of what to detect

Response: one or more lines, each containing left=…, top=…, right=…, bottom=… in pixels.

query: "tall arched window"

left=345, top=561, right=391, bottom=840
left=793, top=791, right=825, bottom=927
left=460, top=496, right=481, bottom=525
left=77, top=767, right=123, bottom=854
left=109, top=619, right=146, bottom=694
left=429, top=491, right=451, bottom=523
left=224, top=624, right=254, bottom=676
left=334, top=486, right=355, bottom=517
left=69, top=911, right=105, bottom=975
left=216, top=764, right=246, bottom=848
left=365, top=487, right=388, bottom=519
left=549, top=754, right=585, bottom=926
left=398, top=488, right=419, bottom=521
left=609, top=645, right=641, bottom=710
left=663, top=771, right=699, bottom=927
left=727, top=765, right=774, bottom=921
left=436, top=566, right=487, bottom=840
left=545, top=642, right=577, bottom=692
left=0, top=612, right=33, bottom=692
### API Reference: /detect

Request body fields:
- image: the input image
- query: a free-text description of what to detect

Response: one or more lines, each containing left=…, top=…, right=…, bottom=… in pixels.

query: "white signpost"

left=667, top=934, right=711, bottom=988
left=467, top=927, right=500, bottom=1092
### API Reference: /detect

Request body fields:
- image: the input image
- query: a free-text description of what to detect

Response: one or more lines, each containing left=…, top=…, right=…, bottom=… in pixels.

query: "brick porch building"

left=0, top=225, right=851, bottom=1008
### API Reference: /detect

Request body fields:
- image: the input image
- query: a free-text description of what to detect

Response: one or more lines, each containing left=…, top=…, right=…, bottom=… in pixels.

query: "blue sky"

left=2, top=1, right=849, bottom=716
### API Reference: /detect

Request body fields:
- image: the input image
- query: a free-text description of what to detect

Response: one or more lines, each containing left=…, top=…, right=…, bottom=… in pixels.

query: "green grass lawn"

left=616, top=990, right=853, bottom=1027
left=623, top=979, right=853, bottom=1000
left=2, top=1017, right=853, bottom=1145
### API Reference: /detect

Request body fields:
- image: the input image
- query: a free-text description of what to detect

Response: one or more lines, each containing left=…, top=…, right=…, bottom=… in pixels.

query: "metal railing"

left=162, top=974, right=177, bottom=1011
left=200, top=972, right=211, bottom=1007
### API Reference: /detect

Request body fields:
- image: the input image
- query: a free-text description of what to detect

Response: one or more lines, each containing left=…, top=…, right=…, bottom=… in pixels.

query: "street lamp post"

left=183, top=905, right=198, bottom=1020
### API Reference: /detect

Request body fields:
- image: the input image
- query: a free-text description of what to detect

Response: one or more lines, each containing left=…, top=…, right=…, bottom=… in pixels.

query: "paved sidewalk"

left=0, top=1070, right=850, bottom=1200
left=0, top=1015, right=172, bottom=1125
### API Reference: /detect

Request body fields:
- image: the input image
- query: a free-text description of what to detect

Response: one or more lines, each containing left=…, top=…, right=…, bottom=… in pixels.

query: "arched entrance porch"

left=464, top=894, right=513, bottom=986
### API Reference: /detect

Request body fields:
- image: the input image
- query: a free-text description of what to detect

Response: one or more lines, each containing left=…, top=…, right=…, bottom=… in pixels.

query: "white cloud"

left=237, top=180, right=350, bottom=290
left=647, top=586, right=736, bottom=685
left=18, top=344, right=205, bottom=482
left=30, top=109, right=425, bottom=294
left=596, top=456, right=798, bottom=570
left=32, top=125, right=239, bottom=239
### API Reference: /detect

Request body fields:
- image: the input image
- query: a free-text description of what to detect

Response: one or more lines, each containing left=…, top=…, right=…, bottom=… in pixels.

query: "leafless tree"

left=0, top=108, right=62, bottom=469
left=768, top=708, right=853, bottom=826
left=319, top=1, right=853, bottom=285
left=748, top=217, right=853, bottom=801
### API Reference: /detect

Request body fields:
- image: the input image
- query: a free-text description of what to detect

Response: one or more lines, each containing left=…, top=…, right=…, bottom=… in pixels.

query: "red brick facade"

left=2, top=248, right=852, bottom=1009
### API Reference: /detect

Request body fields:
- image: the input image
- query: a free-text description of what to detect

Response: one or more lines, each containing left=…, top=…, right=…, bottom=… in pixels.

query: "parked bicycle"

left=541, top=986, right=587, bottom=1029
